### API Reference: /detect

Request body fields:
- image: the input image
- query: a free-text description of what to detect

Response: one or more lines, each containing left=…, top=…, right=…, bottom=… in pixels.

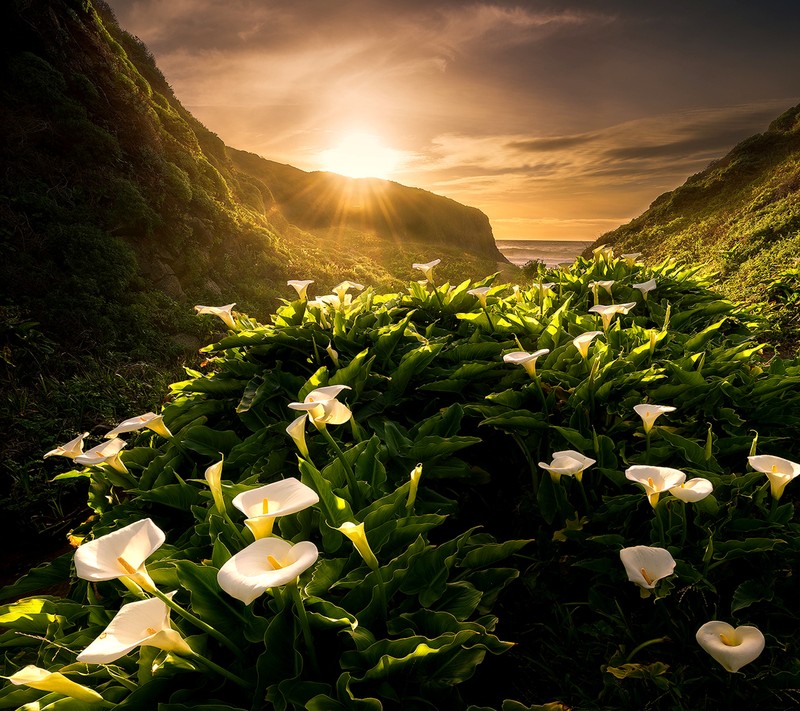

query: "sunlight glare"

left=319, top=131, right=402, bottom=179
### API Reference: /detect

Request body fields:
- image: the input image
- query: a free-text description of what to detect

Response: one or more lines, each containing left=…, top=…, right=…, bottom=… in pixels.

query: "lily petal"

left=217, top=538, right=319, bottom=604
left=696, top=621, right=765, bottom=672
left=670, top=477, right=713, bottom=502
left=5, top=665, right=104, bottom=703
left=43, top=432, right=89, bottom=459
left=619, top=546, right=676, bottom=589
left=74, top=518, right=165, bottom=586
left=77, top=594, right=190, bottom=664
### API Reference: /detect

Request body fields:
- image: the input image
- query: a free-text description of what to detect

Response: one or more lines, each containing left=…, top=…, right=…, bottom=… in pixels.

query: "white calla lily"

left=105, top=412, right=171, bottom=439
left=696, top=621, right=765, bottom=672
left=77, top=594, right=191, bottom=664
left=748, top=454, right=800, bottom=500
left=5, top=665, right=104, bottom=704
left=74, top=437, right=128, bottom=473
left=503, top=349, right=550, bottom=377
left=467, top=286, right=491, bottom=307
left=288, top=385, right=352, bottom=428
left=232, top=478, right=319, bottom=540
left=632, top=278, right=657, bottom=299
left=332, top=281, right=364, bottom=303
left=412, top=259, right=441, bottom=283
left=286, top=415, right=310, bottom=457
left=592, top=244, right=614, bottom=262
left=539, top=450, right=596, bottom=482
left=204, top=457, right=226, bottom=513
left=588, top=280, right=615, bottom=302
left=73, top=518, right=165, bottom=592
left=633, top=403, right=676, bottom=434
left=589, top=302, right=636, bottom=330
left=194, top=303, right=236, bottom=329
left=625, top=465, right=686, bottom=507
left=287, top=279, right=314, bottom=300
left=619, top=545, right=676, bottom=591
left=336, top=521, right=380, bottom=570
left=43, top=432, right=89, bottom=459
left=572, top=331, right=603, bottom=359
left=670, top=477, right=713, bottom=502
left=217, top=538, right=319, bottom=604
left=621, top=252, right=641, bottom=266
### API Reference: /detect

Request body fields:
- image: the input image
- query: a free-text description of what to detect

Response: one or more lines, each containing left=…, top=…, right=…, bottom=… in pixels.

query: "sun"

left=319, top=131, right=402, bottom=180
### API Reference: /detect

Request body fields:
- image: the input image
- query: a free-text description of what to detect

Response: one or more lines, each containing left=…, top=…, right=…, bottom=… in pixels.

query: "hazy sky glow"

left=107, top=0, right=800, bottom=240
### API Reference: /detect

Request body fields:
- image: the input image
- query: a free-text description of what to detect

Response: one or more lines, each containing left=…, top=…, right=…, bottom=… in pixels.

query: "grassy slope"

left=589, top=103, right=800, bottom=310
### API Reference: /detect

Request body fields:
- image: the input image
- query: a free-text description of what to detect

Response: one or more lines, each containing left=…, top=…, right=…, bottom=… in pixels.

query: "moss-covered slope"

left=589, top=103, right=800, bottom=305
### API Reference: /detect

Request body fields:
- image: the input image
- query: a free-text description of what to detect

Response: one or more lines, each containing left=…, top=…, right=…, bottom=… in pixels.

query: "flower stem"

left=482, top=306, right=493, bottom=330
left=513, top=433, right=538, bottom=496
left=189, top=650, right=251, bottom=688
left=288, top=581, right=319, bottom=675
left=149, top=588, right=244, bottom=660
left=645, top=430, right=652, bottom=464
left=319, top=426, right=362, bottom=510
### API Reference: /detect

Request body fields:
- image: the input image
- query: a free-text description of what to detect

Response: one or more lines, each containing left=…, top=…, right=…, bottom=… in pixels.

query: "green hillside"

left=0, top=0, right=503, bottom=358
left=589, top=102, right=800, bottom=330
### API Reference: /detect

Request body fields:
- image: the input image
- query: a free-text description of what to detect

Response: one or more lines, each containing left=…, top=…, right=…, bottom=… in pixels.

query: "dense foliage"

left=3, top=252, right=800, bottom=709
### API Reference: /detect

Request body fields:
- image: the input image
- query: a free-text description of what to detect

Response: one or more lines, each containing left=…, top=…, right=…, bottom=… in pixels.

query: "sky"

left=106, top=0, right=800, bottom=241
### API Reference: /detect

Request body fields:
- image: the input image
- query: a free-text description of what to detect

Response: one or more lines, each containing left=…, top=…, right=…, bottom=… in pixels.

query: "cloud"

left=399, top=99, right=795, bottom=237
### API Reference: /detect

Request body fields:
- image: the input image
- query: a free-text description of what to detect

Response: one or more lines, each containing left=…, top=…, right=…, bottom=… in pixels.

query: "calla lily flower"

left=74, top=518, right=165, bottom=592
left=412, top=259, right=441, bottom=283
left=288, top=385, right=352, bottom=429
left=589, top=302, right=636, bottom=330
left=287, top=279, right=314, bottom=299
left=503, top=349, right=550, bottom=377
left=512, top=285, right=524, bottom=303
left=696, top=621, right=765, bottom=672
left=588, top=280, right=615, bottom=303
left=217, top=538, right=319, bottom=604
left=204, top=457, right=226, bottom=513
left=232, top=478, right=319, bottom=539
left=633, top=403, right=676, bottom=434
left=626, top=465, right=686, bottom=507
left=619, top=545, right=676, bottom=592
left=43, top=432, right=89, bottom=459
left=632, top=278, right=657, bottom=299
left=748, top=454, right=800, bottom=499
left=77, top=594, right=191, bottom=664
left=535, top=282, right=556, bottom=298
left=317, top=293, right=350, bottom=309
left=592, top=244, right=614, bottom=263
left=572, top=331, right=603, bottom=359
left=670, top=477, right=713, bottom=502
left=538, top=450, right=595, bottom=482
left=332, top=281, right=364, bottom=303
left=194, top=303, right=236, bottom=329
left=326, top=341, right=340, bottom=367
left=336, top=521, right=379, bottom=570
left=74, top=438, right=128, bottom=473
left=407, top=463, right=423, bottom=511
left=105, top=412, right=172, bottom=439
left=5, top=665, right=104, bottom=704
left=286, top=415, right=310, bottom=457
left=622, top=252, right=641, bottom=266
left=467, top=286, right=492, bottom=308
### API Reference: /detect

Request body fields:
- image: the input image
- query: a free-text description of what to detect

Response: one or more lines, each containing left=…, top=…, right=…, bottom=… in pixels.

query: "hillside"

left=589, top=103, right=800, bottom=307
left=0, top=0, right=504, bottom=360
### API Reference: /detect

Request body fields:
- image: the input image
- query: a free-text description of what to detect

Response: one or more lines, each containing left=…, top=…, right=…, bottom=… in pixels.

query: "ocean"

left=496, top=239, right=594, bottom=268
